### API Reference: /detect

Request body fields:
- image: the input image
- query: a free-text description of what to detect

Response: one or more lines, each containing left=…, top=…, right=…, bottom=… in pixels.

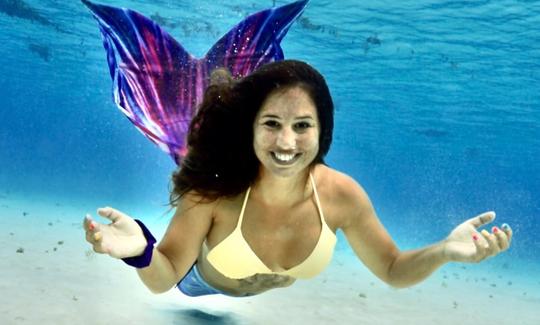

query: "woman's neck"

left=250, top=167, right=312, bottom=207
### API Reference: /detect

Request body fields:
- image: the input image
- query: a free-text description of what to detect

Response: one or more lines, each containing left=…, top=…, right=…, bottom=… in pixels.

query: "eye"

left=263, top=120, right=280, bottom=128
left=294, top=122, right=312, bottom=130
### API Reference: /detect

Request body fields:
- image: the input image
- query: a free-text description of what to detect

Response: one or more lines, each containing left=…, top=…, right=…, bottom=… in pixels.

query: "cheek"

left=254, top=130, right=273, bottom=149
left=307, top=139, right=319, bottom=153
left=299, top=131, right=319, bottom=150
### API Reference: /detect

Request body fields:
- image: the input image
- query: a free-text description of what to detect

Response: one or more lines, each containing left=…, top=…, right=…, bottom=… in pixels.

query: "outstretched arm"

left=384, top=212, right=511, bottom=288
left=339, top=175, right=512, bottom=288
left=84, top=207, right=179, bottom=293
left=83, top=193, right=214, bottom=294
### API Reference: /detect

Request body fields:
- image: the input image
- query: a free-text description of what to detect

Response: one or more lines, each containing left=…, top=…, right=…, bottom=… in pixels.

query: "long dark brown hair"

left=169, top=60, right=334, bottom=205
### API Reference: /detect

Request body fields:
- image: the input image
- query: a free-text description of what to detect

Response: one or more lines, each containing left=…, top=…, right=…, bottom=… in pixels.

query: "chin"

left=271, top=169, right=302, bottom=178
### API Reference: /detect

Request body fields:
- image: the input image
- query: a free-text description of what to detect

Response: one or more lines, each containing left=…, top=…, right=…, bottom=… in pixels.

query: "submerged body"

left=83, top=61, right=512, bottom=298
left=184, top=165, right=340, bottom=296
left=159, top=85, right=361, bottom=296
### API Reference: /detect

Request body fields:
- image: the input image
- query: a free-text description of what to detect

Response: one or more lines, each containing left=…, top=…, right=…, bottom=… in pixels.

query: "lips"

left=271, top=152, right=301, bottom=165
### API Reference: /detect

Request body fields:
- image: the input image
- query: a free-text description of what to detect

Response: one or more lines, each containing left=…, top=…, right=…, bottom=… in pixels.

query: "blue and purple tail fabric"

left=82, top=0, right=309, bottom=165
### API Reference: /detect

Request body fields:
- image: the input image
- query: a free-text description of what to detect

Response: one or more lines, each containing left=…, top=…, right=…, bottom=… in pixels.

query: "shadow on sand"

left=167, top=308, right=241, bottom=325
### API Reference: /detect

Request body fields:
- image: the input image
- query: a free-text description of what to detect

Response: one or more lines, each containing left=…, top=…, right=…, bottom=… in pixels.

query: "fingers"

left=480, top=229, right=500, bottom=257
left=501, top=223, right=513, bottom=244
left=472, top=233, right=487, bottom=261
left=83, top=207, right=128, bottom=256
left=97, top=206, right=123, bottom=223
left=472, top=223, right=512, bottom=261
left=83, top=214, right=107, bottom=254
left=468, top=211, right=496, bottom=228
left=497, top=224, right=512, bottom=250
left=484, top=225, right=512, bottom=252
left=83, top=215, right=103, bottom=242
left=83, top=214, right=95, bottom=232
left=85, top=228, right=102, bottom=243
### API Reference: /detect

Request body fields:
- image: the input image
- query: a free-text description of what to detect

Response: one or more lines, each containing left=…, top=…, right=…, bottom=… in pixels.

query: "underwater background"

left=0, top=0, right=538, bottom=324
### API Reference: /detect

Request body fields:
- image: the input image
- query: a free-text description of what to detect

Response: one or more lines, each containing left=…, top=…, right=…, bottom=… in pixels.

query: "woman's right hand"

left=83, top=207, right=147, bottom=259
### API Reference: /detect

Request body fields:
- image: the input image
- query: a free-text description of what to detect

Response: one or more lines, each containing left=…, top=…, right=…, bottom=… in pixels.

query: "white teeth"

left=274, top=152, right=295, bottom=162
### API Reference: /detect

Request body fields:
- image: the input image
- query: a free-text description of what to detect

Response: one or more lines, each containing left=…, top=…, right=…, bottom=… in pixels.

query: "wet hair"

left=169, top=60, right=334, bottom=205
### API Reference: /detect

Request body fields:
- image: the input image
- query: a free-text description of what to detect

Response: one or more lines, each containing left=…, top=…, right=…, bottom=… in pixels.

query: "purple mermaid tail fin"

left=82, top=0, right=309, bottom=165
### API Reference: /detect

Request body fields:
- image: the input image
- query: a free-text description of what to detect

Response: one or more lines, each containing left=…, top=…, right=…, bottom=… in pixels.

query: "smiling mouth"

left=271, top=152, right=301, bottom=165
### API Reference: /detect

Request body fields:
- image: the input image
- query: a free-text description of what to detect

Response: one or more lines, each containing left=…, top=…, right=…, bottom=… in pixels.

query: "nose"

left=276, top=127, right=296, bottom=150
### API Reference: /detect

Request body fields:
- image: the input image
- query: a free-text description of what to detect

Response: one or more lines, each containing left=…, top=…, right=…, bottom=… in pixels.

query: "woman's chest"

left=206, top=195, right=337, bottom=270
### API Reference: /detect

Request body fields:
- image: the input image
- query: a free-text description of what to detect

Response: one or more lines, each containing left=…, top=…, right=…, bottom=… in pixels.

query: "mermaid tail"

left=82, top=0, right=309, bottom=164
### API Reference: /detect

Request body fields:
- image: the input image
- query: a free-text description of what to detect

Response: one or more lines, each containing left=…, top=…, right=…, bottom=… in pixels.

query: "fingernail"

left=501, top=223, right=510, bottom=230
left=472, top=234, right=478, bottom=241
left=89, top=222, right=95, bottom=230
left=492, top=227, right=499, bottom=233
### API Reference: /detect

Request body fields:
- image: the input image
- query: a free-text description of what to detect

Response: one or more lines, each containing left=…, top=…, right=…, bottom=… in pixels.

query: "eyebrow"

left=260, top=114, right=314, bottom=120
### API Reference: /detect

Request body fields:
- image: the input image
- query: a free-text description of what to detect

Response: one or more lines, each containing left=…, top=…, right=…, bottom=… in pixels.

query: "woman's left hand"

left=443, top=211, right=513, bottom=263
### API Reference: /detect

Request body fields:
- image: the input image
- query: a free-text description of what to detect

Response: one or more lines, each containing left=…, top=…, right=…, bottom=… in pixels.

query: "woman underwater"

left=83, top=60, right=512, bottom=297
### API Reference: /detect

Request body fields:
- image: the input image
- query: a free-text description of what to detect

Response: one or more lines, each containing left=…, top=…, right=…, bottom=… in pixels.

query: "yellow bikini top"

left=206, top=172, right=337, bottom=279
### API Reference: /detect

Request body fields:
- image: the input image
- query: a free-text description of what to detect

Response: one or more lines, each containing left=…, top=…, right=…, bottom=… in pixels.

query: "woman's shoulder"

left=313, top=164, right=371, bottom=227
left=176, top=189, right=245, bottom=218
left=174, top=190, right=222, bottom=218
left=314, top=164, right=366, bottom=197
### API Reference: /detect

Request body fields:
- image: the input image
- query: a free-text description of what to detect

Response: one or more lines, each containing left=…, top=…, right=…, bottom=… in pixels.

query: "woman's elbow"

left=381, top=255, right=417, bottom=289
left=384, top=267, right=423, bottom=289
left=384, top=279, right=414, bottom=289
left=145, top=283, right=175, bottom=294
left=376, top=271, right=411, bottom=289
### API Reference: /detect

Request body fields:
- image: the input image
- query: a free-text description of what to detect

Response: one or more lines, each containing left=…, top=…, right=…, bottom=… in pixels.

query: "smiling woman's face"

left=253, top=86, right=320, bottom=178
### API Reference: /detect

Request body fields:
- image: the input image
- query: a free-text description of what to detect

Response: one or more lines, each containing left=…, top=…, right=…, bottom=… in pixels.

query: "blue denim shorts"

left=177, top=264, right=254, bottom=297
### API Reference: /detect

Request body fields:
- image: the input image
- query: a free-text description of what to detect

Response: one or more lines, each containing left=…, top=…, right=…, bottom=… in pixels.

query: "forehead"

left=257, top=86, right=317, bottom=117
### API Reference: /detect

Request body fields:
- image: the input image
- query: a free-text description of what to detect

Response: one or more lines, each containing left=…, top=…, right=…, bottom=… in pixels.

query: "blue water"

left=0, top=0, right=538, bottom=290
